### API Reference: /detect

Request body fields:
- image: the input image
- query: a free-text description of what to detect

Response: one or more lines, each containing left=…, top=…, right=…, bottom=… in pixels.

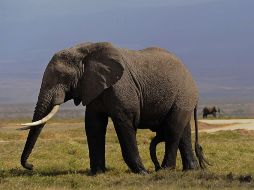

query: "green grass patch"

left=0, top=121, right=253, bottom=189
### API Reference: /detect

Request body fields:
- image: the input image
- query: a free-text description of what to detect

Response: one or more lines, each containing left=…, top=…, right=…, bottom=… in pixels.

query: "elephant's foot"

left=182, top=160, right=199, bottom=171
left=123, top=155, right=148, bottom=174
left=155, top=165, right=162, bottom=172
left=161, top=165, right=176, bottom=170
left=21, top=160, right=33, bottom=170
left=127, top=161, right=148, bottom=174
left=138, top=169, right=149, bottom=175
left=160, top=143, right=178, bottom=171
left=161, top=155, right=177, bottom=170
left=89, top=166, right=106, bottom=176
left=181, top=151, right=199, bottom=171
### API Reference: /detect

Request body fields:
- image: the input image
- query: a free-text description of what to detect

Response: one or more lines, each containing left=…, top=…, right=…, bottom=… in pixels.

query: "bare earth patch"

left=199, top=122, right=232, bottom=130
left=199, top=119, right=254, bottom=133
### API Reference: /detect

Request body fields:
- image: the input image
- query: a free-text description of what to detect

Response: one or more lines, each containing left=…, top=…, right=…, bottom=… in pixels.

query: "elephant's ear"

left=81, top=43, right=125, bottom=105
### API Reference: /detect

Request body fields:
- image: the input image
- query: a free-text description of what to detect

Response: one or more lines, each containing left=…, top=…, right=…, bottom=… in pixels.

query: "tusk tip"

left=18, top=123, right=34, bottom=130
left=21, top=123, right=29, bottom=126
left=18, top=105, right=60, bottom=129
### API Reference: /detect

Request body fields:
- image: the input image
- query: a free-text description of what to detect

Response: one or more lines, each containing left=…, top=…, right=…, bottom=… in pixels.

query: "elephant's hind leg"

left=179, top=122, right=198, bottom=171
left=161, top=108, right=192, bottom=169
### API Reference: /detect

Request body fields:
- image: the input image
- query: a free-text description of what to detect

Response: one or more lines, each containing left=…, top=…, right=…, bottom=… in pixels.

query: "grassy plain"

left=0, top=119, right=254, bottom=190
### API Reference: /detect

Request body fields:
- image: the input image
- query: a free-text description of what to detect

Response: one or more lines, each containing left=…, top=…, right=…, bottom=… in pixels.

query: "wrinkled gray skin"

left=21, top=42, right=207, bottom=174
left=203, top=106, right=219, bottom=118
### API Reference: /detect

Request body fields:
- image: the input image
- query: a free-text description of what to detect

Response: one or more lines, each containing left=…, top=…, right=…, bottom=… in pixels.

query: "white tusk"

left=19, top=105, right=60, bottom=130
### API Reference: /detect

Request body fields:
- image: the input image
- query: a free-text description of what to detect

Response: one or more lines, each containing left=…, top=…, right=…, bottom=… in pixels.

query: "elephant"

left=20, top=42, right=207, bottom=174
left=202, top=106, right=220, bottom=118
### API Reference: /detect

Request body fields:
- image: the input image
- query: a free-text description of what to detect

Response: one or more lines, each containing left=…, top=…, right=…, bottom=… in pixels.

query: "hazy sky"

left=0, top=0, right=253, bottom=103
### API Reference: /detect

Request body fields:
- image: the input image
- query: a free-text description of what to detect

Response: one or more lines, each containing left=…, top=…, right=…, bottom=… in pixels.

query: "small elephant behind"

left=149, top=106, right=209, bottom=171
left=202, top=106, right=220, bottom=118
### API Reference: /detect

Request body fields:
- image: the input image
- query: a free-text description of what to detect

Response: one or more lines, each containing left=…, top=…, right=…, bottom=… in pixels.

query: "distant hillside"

left=0, top=102, right=85, bottom=121
left=0, top=71, right=253, bottom=105
left=0, top=102, right=253, bottom=121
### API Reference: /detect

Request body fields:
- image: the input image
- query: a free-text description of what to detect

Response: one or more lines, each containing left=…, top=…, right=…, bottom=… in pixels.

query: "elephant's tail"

left=194, top=105, right=210, bottom=169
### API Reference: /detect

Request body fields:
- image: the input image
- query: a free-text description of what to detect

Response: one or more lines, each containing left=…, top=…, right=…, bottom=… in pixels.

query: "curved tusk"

left=19, top=105, right=60, bottom=130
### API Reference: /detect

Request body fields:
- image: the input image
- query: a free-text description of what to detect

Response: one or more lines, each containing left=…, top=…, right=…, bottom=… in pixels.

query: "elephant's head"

left=20, top=42, right=124, bottom=170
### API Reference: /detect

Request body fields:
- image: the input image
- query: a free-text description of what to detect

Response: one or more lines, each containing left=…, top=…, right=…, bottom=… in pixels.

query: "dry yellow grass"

left=0, top=119, right=253, bottom=189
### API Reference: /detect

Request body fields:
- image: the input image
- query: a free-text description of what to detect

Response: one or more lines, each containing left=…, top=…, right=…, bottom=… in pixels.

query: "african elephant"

left=20, top=42, right=207, bottom=174
left=202, top=106, right=220, bottom=118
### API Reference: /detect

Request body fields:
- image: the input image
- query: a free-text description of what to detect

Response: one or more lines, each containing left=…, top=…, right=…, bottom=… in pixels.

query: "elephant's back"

left=174, top=65, right=199, bottom=111
left=120, top=48, right=198, bottom=117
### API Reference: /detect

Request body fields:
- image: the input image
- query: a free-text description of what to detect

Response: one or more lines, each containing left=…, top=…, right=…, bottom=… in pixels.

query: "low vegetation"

left=0, top=120, right=253, bottom=189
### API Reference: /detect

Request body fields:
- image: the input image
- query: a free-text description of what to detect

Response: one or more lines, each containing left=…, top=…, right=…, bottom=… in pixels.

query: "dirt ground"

left=199, top=119, right=254, bottom=133
left=1, top=119, right=254, bottom=129
left=1, top=118, right=254, bottom=135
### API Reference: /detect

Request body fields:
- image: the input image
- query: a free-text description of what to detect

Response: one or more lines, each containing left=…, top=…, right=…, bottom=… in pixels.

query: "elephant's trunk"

left=149, top=135, right=164, bottom=171
left=21, top=125, right=44, bottom=170
left=21, top=91, right=52, bottom=170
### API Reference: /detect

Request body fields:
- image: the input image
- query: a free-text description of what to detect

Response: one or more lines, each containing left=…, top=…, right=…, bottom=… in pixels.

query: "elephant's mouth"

left=64, top=89, right=82, bottom=106
left=64, top=90, right=72, bottom=102
left=19, top=105, right=60, bottom=130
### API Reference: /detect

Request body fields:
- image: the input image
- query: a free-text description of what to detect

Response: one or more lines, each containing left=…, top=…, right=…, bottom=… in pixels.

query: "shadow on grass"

left=1, top=168, right=252, bottom=184
left=0, top=168, right=92, bottom=178
left=0, top=167, right=117, bottom=178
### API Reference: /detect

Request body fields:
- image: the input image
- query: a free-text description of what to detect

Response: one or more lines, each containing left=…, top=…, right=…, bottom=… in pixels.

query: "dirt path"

left=199, top=119, right=254, bottom=133
left=1, top=119, right=254, bottom=135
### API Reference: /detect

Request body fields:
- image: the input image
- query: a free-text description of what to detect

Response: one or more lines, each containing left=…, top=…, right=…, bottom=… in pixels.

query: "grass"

left=0, top=120, right=254, bottom=190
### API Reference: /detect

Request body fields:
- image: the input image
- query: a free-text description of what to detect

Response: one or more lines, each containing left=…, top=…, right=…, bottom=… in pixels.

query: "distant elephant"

left=203, top=106, right=220, bottom=118
left=20, top=42, right=207, bottom=174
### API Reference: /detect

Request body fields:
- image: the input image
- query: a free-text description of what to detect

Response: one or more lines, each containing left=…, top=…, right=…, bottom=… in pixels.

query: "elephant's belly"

left=139, top=107, right=170, bottom=131
left=140, top=98, right=174, bottom=123
left=138, top=120, right=161, bottom=132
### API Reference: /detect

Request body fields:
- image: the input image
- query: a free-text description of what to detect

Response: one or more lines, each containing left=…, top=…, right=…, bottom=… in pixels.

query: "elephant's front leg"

left=113, top=118, right=147, bottom=174
left=85, top=111, right=108, bottom=175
